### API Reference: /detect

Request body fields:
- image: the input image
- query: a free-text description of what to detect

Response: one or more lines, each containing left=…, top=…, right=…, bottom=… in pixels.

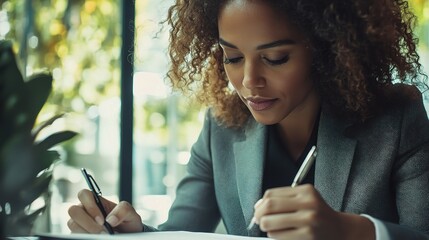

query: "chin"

left=248, top=106, right=294, bottom=126
left=250, top=113, right=283, bottom=126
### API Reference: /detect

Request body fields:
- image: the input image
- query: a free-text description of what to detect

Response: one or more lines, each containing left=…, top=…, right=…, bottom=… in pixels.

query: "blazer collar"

left=314, top=108, right=357, bottom=211
left=233, top=108, right=356, bottom=235
left=233, top=120, right=267, bottom=236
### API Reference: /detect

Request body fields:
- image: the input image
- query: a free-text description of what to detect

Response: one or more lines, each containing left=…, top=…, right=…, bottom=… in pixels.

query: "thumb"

left=99, top=195, right=118, bottom=213
left=106, top=201, right=143, bottom=233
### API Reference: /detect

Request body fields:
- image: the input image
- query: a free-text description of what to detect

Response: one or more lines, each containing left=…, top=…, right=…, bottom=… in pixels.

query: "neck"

left=276, top=89, right=321, bottom=160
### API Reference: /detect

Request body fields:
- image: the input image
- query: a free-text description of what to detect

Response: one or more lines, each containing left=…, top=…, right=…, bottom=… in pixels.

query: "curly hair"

left=165, top=0, right=426, bottom=128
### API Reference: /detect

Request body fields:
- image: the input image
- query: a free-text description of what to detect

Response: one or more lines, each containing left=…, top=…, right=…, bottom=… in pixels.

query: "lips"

left=246, top=97, right=278, bottom=111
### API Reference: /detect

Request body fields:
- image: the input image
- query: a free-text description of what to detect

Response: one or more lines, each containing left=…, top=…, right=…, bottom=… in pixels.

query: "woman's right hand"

left=67, top=189, right=143, bottom=234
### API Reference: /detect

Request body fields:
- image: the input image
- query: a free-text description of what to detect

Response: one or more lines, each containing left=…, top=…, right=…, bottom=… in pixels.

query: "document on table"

left=37, top=231, right=268, bottom=239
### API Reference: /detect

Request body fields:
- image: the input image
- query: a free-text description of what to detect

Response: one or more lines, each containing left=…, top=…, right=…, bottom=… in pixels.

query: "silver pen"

left=247, top=146, right=318, bottom=230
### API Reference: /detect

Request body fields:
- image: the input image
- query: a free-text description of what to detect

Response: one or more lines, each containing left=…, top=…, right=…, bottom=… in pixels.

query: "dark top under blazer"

left=144, top=85, right=429, bottom=239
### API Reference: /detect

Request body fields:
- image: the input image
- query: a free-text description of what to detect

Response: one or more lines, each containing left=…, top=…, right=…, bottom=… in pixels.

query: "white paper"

left=37, top=231, right=268, bottom=239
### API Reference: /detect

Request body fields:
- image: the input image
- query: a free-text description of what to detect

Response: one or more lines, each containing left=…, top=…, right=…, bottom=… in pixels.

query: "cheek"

left=276, top=64, right=313, bottom=95
left=224, top=66, right=243, bottom=90
left=271, top=75, right=303, bottom=97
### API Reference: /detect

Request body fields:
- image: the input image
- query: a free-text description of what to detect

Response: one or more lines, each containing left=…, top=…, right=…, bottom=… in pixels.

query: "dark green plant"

left=0, top=40, right=77, bottom=237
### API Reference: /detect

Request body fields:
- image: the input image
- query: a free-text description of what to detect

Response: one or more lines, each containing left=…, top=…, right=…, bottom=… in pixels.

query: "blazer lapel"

left=315, top=109, right=357, bottom=211
left=233, top=120, right=267, bottom=236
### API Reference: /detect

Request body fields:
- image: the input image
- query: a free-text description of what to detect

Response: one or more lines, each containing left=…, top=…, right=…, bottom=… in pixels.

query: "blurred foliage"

left=0, top=0, right=204, bottom=199
left=0, top=40, right=76, bottom=237
left=410, top=0, right=429, bottom=50
left=0, top=0, right=121, bottom=117
left=0, top=0, right=203, bottom=149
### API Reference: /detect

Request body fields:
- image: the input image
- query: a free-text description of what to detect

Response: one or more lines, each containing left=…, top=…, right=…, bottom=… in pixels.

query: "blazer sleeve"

left=381, top=94, right=429, bottom=239
left=144, top=110, right=221, bottom=232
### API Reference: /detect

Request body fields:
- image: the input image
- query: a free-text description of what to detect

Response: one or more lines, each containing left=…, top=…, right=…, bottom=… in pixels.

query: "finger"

left=267, top=226, right=314, bottom=240
left=256, top=186, right=323, bottom=219
left=254, top=196, right=303, bottom=220
left=263, top=184, right=315, bottom=198
left=67, top=218, right=91, bottom=234
left=77, top=189, right=116, bottom=219
left=68, top=204, right=104, bottom=233
left=106, top=201, right=143, bottom=232
left=77, top=189, right=103, bottom=218
left=259, top=211, right=313, bottom=232
left=254, top=198, right=263, bottom=209
left=263, top=187, right=297, bottom=199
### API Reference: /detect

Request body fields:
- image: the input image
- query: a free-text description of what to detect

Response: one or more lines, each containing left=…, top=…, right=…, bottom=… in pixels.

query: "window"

left=132, top=0, right=204, bottom=226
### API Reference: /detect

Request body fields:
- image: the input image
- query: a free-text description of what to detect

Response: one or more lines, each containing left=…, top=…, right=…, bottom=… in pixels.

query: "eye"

left=223, top=57, right=243, bottom=64
left=263, top=55, right=290, bottom=66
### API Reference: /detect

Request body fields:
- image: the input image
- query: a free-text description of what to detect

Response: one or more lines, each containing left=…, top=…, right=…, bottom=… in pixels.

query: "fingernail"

left=106, top=215, right=118, bottom=226
left=254, top=199, right=263, bottom=208
left=95, top=216, right=104, bottom=226
left=100, top=231, right=107, bottom=234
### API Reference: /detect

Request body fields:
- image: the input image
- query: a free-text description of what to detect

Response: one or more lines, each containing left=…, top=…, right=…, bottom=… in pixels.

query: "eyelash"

left=264, top=56, right=290, bottom=66
left=223, top=57, right=243, bottom=64
left=223, top=55, right=290, bottom=66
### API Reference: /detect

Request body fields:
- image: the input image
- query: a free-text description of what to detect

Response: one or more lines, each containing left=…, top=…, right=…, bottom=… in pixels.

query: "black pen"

left=81, top=168, right=115, bottom=234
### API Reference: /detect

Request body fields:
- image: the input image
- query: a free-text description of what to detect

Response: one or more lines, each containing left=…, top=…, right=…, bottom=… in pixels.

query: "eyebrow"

left=218, top=38, right=297, bottom=50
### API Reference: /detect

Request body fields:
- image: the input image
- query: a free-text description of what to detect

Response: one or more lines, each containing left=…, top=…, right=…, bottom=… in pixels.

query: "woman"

left=68, top=0, right=429, bottom=239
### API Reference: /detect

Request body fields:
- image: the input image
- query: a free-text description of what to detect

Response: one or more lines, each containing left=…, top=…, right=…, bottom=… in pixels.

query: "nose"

left=242, top=61, right=265, bottom=89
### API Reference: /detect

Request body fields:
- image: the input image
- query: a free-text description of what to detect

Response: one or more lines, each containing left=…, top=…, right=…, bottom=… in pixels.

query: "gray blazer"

left=145, top=88, right=429, bottom=239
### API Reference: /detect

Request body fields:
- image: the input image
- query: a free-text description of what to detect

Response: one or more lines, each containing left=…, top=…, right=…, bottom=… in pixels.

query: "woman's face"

left=218, top=0, right=316, bottom=125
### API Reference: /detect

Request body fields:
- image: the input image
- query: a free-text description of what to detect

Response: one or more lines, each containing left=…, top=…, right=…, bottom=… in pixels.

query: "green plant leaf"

left=23, top=73, right=53, bottom=129
left=0, top=138, right=61, bottom=204
left=16, top=206, right=46, bottom=227
left=31, top=113, right=65, bottom=140
left=3, top=206, right=46, bottom=236
left=0, top=133, right=36, bottom=199
left=31, top=150, right=60, bottom=177
left=36, top=131, right=77, bottom=151
left=0, top=41, right=26, bottom=146
left=0, top=40, right=24, bottom=85
left=14, top=173, right=52, bottom=211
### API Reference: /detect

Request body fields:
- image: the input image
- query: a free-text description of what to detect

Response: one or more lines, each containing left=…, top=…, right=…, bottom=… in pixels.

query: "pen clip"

left=81, top=168, right=103, bottom=196
left=88, top=174, right=103, bottom=196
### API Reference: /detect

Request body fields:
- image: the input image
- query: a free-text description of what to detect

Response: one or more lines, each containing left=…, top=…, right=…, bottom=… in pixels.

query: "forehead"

left=218, top=0, right=304, bottom=44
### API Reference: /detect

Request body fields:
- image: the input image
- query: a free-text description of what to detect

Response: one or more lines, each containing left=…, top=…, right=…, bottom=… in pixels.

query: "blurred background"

left=0, top=0, right=428, bottom=234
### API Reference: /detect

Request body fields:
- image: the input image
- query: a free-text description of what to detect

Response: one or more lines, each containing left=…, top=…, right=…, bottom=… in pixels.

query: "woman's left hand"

left=253, top=184, right=375, bottom=240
